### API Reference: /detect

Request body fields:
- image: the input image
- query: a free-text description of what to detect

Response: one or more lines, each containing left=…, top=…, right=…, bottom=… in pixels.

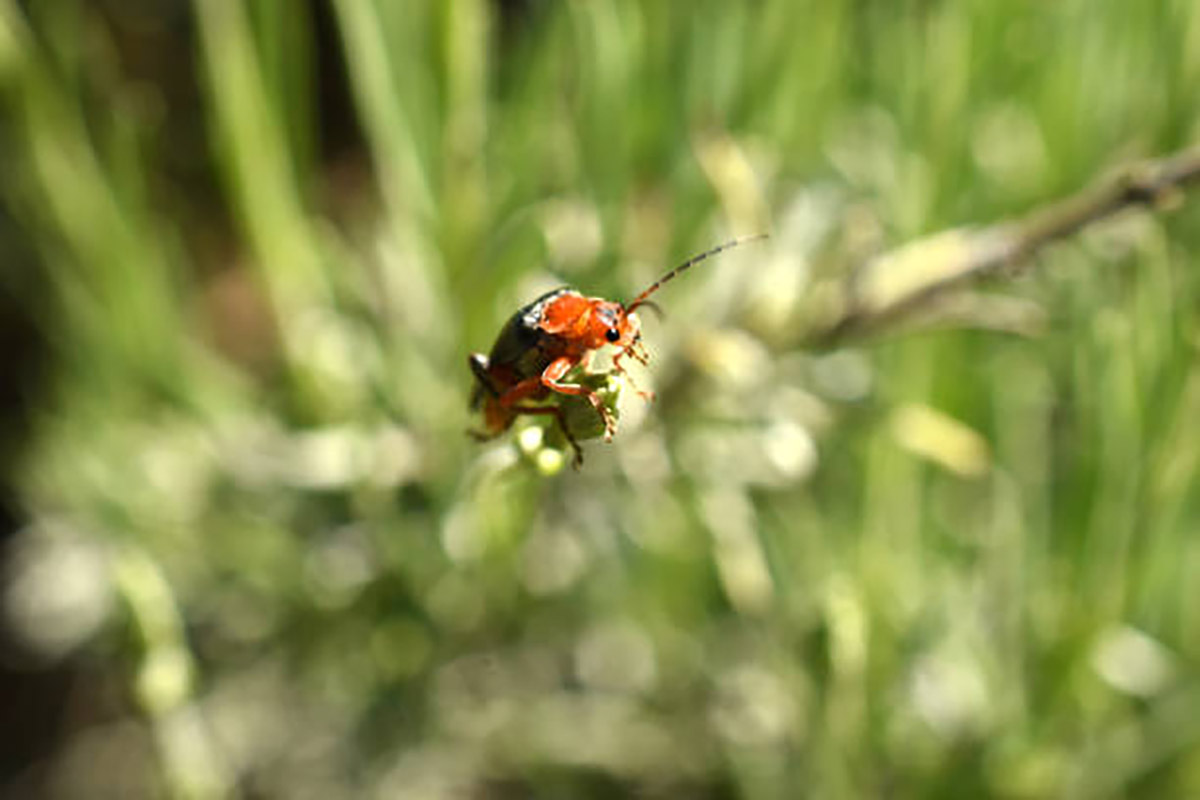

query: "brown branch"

left=806, top=144, right=1200, bottom=346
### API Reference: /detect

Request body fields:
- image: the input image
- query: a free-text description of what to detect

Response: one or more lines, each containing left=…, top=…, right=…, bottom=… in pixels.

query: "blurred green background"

left=2, top=0, right=1200, bottom=797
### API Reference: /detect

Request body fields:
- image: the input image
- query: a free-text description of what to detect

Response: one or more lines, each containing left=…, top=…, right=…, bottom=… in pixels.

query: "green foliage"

left=2, top=0, right=1200, bottom=797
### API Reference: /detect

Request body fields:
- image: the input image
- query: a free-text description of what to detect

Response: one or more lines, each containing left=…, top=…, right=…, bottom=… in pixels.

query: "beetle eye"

left=605, top=328, right=620, bottom=343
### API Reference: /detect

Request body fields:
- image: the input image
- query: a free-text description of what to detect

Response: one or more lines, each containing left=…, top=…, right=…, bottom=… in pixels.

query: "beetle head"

left=588, top=299, right=642, bottom=350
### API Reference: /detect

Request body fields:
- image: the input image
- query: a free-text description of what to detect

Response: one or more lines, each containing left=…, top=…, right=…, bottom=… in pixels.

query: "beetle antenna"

left=635, top=299, right=665, bottom=320
left=626, top=233, right=768, bottom=312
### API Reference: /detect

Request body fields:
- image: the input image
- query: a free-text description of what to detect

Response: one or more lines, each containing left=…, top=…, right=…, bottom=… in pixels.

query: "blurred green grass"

left=2, top=0, right=1200, bottom=797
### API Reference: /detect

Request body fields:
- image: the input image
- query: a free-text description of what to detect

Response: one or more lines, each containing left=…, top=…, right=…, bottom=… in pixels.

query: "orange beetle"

left=469, top=235, right=766, bottom=466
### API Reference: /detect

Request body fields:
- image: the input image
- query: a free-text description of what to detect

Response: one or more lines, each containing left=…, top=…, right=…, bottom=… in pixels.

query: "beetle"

left=468, top=234, right=767, bottom=466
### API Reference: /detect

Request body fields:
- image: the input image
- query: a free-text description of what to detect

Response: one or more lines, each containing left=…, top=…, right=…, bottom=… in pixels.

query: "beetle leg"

left=491, top=373, right=586, bottom=465
left=468, top=389, right=515, bottom=441
left=468, top=354, right=499, bottom=397
left=540, top=356, right=616, bottom=441
left=613, top=348, right=655, bottom=403
left=468, top=405, right=583, bottom=467
left=468, top=353, right=503, bottom=412
left=510, top=404, right=584, bottom=467
left=497, top=375, right=552, bottom=407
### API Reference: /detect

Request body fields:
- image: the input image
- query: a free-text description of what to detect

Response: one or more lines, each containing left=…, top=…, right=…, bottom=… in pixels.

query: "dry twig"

left=807, top=144, right=1200, bottom=345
